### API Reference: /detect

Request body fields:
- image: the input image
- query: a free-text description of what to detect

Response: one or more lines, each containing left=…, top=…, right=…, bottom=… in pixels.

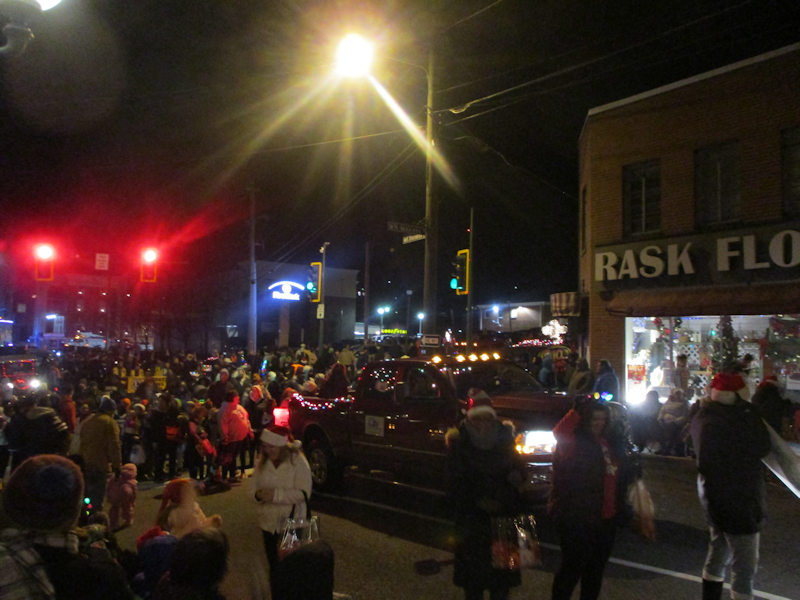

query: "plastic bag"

left=628, top=479, right=656, bottom=541
left=278, top=516, right=320, bottom=560
left=490, top=514, right=542, bottom=570
left=129, top=443, right=146, bottom=466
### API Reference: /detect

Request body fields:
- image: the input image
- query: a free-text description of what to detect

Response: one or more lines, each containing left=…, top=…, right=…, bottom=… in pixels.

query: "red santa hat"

left=710, top=372, right=749, bottom=404
left=467, top=388, right=496, bottom=419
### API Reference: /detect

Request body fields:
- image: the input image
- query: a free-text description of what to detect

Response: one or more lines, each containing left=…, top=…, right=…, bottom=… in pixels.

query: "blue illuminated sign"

left=268, top=281, right=305, bottom=301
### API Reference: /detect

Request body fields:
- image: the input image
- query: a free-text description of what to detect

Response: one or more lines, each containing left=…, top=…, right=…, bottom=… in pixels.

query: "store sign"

left=268, top=281, right=304, bottom=301
left=595, top=223, right=800, bottom=290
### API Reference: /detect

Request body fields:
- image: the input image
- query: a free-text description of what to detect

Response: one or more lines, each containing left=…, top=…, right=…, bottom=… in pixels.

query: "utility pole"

left=422, top=46, right=437, bottom=336
left=247, top=185, right=257, bottom=361
left=363, top=241, right=370, bottom=342
left=317, top=242, right=330, bottom=350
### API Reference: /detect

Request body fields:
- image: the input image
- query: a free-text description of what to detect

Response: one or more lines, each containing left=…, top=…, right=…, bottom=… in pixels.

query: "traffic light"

left=140, top=248, right=158, bottom=283
left=307, top=261, right=321, bottom=302
left=450, top=248, right=470, bottom=296
left=34, top=243, right=55, bottom=281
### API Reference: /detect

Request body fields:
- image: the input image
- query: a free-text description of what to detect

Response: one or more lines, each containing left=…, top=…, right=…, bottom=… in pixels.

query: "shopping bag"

left=762, top=420, right=800, bottom=499
left=129, top=443, right=146, bottom=466
left=490, top=514, right=542, bottom=570
left=278, top=515, right=320, bottom=560
left=628, top=479, right=656, bottom=541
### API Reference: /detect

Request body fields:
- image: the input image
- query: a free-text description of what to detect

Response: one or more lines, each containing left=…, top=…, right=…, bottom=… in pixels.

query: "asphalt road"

left=112, top=455, right=800, bottom=600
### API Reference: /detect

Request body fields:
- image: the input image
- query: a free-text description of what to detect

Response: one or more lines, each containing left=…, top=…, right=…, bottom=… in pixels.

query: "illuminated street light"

left=377, top=306, right=390, bottom=333
left=0, top=0, right=63, bottom=56
left=335, top=33, right=373, bottom=78
left=336, top=35, right=449, bottom=336
left=417, top=312, right=425, bottom=336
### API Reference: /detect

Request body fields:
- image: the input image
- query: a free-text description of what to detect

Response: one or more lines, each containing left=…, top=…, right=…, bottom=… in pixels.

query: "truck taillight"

left=273, top=407, right=290, bottom=427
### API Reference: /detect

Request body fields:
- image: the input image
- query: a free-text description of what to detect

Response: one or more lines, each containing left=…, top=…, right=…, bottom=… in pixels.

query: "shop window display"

left=625, top=315, right=776, bottom=407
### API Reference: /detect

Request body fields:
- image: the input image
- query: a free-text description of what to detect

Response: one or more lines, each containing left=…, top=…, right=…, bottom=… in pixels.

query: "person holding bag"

left=548, top=399, right=640, bottom=600
left=250, top=424, right=312, bottom=599
left=445, top=389, right=526, bottom=600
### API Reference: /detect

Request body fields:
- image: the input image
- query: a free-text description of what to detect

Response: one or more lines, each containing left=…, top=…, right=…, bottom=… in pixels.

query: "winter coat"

left=690, top=398, right=771, bottom=534
left=751, top=380, right=791, bottom=433
left=106, top=464, right=138, bottom=529
left=445, top=419, right=525, bottom=591
left=250, top=449, right=312, bottom=534
left=79, top=412, right=122, bottom=474
left=566, top=368, right=594, bottom=395
left=548, top=409, right=634, bottom=526
left=5, top=406, right=70, bottom=464
left=592, top=368, right=620, bottom=401
left=218, top=398, right=252, bottom=444
left=658, top=398, right=689, bottom=426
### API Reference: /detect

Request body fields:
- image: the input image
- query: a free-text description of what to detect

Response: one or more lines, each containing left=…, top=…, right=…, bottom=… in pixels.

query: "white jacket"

left=250, top=450, right=313, bottom=533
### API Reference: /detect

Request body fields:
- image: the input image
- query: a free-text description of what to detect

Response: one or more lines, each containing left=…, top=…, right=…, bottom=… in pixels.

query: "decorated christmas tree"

left=711, top=315, right=739, bottom=373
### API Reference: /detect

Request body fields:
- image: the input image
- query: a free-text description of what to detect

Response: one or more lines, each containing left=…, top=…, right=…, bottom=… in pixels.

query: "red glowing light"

left=34, top=244, right=54, bottom=260
left=142, top=248, right=158, bottom=264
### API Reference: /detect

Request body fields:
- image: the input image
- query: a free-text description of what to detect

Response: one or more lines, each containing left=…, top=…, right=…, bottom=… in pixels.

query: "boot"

left=702, top=579, right=723, bottom=600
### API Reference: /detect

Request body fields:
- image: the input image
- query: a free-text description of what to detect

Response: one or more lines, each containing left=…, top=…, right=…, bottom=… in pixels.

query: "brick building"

left=579, top=44, right=800, bottom=404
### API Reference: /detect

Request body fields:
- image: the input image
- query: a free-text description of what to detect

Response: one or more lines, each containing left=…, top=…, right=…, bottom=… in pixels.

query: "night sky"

left=2, top=0, right=799, bottom=315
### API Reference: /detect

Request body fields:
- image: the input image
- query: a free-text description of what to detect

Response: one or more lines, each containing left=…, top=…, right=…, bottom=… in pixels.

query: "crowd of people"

left=0, top=342, right=795, bottom=600
left=0, top=342, right=362, bottom=599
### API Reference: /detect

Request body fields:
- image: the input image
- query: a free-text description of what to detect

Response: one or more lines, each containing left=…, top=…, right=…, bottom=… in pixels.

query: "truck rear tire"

left=306, top=438, right=341, bottom=491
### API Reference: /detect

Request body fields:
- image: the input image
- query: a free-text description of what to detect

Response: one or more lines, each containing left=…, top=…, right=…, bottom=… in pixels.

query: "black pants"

left=552, top=518, right=616, bottom=600
left=262, top=530, right=281, bottom=600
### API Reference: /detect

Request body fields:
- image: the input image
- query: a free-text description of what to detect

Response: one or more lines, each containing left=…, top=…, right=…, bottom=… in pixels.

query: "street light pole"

left=422, top=46, right=437, bottom=336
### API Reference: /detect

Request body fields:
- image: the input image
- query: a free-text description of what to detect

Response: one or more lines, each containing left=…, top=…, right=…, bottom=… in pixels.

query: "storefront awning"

left=551, top=291, right=581, bottom=317
left=604, top=283, right=800, bottom=317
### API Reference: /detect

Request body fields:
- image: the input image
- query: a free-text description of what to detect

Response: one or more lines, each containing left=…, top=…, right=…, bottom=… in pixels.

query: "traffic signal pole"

left=466, top=206, right=474, bottom=345
left=317, top=242, right=329, bottom=350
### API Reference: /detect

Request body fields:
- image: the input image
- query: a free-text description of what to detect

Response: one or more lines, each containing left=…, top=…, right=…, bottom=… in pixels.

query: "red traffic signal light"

left=34, top=243, right=55, bottom=281
left=140, top=248, right=158, bottom=282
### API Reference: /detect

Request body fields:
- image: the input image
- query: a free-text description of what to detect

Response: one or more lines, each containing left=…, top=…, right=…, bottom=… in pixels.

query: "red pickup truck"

left=277, top=353, right=578, bottom=506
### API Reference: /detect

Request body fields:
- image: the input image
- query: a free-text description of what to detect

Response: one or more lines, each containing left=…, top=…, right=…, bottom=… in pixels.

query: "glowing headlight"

left=3, top=382, right=12, bottom=390
left=29, top=378, right=41, bottom=389
left=515, top=430, right=556, bottom=455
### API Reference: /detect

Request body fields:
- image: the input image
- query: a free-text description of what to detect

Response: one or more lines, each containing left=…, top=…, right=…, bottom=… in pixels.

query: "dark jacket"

left=751, top=380, right=791, bottom=433
left=446, top=419, right=525, bottom=591
left=6, top=406, right=69, bottom=464
left=690, top=398, right=771, bottom=534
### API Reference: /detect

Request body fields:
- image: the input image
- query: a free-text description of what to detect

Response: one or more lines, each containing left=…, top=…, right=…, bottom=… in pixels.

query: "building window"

left=623, top=160, right=661, bottom=237
left=783, top=126, right=800, bottom=218
left=695, top=141, right=740, bottom=226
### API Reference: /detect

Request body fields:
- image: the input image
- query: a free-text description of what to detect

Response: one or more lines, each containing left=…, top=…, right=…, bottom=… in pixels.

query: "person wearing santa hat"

left=250, top=424, right=312, bottom=598
left=690, top=363, right=771, bottom=600
left=445, top=388, right=526, bottom=600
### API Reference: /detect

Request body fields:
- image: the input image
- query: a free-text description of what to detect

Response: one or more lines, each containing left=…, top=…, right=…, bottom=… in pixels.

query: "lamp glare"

left=336, top=34, right=373, bottom=77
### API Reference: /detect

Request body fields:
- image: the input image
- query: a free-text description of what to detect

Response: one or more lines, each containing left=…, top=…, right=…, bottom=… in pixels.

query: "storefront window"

left=623, top=314, right=784, bottom=406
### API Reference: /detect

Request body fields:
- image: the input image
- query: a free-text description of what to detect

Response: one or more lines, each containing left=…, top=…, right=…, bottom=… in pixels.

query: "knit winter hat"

left=99, top=396, right=117, bottom=413
left=3, top=454, right=84, bottom=532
